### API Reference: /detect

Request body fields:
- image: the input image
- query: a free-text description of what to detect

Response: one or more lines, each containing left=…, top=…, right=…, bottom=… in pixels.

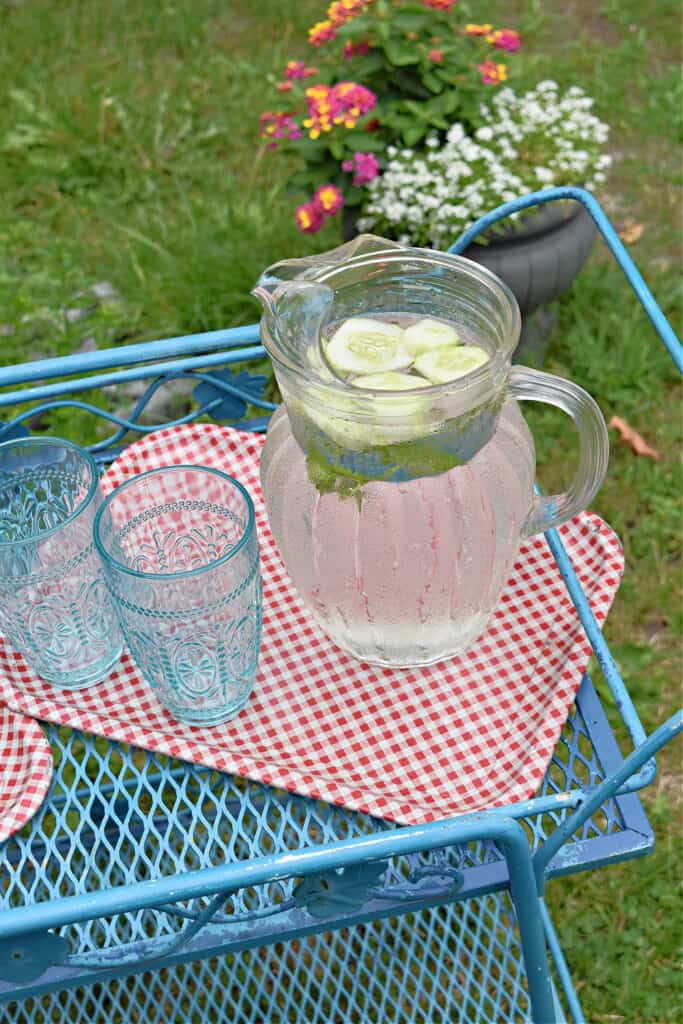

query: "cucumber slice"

left=325, top=317, right=411, bottom=375
left=403, top=317, right=461, bottom=356
left=351, top=371, right=427, bottom=391
left=414, top=345, right=490, bottom=384
left=306, top=374, right=432, bottom=449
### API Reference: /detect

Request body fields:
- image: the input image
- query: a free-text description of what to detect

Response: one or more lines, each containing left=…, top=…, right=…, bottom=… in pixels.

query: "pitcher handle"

left=509, top=366, right=609, bottom=538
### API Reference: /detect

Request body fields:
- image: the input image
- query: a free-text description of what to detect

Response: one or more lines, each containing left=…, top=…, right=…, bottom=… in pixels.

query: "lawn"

left=0, top=0, right=681, bottom=1021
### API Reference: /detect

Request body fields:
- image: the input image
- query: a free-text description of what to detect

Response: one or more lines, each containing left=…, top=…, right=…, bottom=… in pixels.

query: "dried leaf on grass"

left=618, top=222, right=645, bottom=244
left=608, top=416, right=660, bottom=460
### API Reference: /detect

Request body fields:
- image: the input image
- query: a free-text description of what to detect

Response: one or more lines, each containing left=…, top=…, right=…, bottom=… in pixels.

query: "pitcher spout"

left=252, top=234, right=406, bottom=375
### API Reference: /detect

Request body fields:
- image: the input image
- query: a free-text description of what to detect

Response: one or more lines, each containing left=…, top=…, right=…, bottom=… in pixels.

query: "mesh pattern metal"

left=4, top=895, right=534, bottom=1024
left=535, top=701, right=623, bottom=843
left=0, top=687, right=628, bottom=980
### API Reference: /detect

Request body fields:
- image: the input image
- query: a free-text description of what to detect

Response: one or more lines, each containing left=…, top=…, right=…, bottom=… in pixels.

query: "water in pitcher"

left=262, top=313, right=534, bottom=666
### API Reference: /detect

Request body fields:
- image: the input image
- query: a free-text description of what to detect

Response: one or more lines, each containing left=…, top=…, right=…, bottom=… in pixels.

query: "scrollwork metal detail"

left=0, top=930, right=69, bottom=983
left=293, top=861, right=388, bottom=919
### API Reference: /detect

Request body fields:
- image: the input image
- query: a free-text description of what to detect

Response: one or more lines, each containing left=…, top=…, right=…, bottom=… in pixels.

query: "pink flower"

left=477, top=60, right=507, bottom=85
left=341, top=151, right=380, bottom=186
left=332, top=81, right=377, bottom=124
left=295, top=201, right=326, bottom=234
left=487, top=28, right=521, bottom=53
left=314, top=184, right=345, bottom=215
left=259, top=111, right=303, bottom=145
left=276, top=81, right=293, bottom=93
left=308, top=19, right=337, bottom=46
left=303, top=81, right=377, bottom=138
left=285, top=60, right=319, bottom=79
left=423, top=0, right=455, bottom=10
left=343, top=39, right=370, bottom=59
left=427, top=48, right=444, bottom=62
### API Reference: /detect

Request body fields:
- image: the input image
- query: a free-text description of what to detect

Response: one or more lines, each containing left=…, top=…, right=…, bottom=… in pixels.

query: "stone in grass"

left=112, top=378, right=196, bottom=426
left=91, top=281, right=121, bottom=304
left=75, top=336, right=98, bottom=354
left=104, top=379, right=149, bottom=400
left=65, top=282, right=122, bottom=323
left=138, top=378, right=195, bottom=424
left=64, top=305, right=97, bottom=324
left=20, top=313, right=60, bottom=341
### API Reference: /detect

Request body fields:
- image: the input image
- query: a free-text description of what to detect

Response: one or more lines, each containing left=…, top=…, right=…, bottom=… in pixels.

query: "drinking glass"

left=94, top=466, right=262, bottom=725
left=0, top=438, right=123, bottom=688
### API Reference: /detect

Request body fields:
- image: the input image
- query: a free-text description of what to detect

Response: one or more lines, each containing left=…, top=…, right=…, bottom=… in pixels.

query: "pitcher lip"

left=257, top=244, right=521, bottom=395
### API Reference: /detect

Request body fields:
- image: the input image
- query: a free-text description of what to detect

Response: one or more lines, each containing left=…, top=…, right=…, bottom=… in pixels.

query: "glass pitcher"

left=253, top=236, right=608, bottom=667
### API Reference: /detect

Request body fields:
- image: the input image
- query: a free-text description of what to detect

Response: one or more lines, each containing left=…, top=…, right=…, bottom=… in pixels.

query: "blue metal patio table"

left=0, top=189, right=681, bottom=1023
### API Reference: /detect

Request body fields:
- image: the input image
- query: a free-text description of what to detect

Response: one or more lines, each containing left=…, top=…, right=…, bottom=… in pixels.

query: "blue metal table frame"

left=0, top=189, right=681, bottom=1023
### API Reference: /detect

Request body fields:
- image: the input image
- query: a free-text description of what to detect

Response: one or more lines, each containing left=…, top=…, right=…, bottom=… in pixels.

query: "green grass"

left=0, top=1, right=681, bottom=1021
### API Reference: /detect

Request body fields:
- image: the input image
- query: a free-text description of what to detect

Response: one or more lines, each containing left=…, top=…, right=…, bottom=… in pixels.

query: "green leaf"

left=422, top=70, right=443, bottom=94
left=401, top=122, right=426, bottom=146
left=344, top=184, right=365, bottom=205
left=288, top=169, right=317, bottom=189
left=392, top=11, right=431, bottom=31
left=328, top=138, right=347, bottom=160
left=438, top=89, right=461, bottom=115
left=342, top=131, right=384, bottom=152
left=286, top=139, right=326, bottom=161
left=384, top=40, right=420, bottom=67
left=351, top=52, right=385, bottom=75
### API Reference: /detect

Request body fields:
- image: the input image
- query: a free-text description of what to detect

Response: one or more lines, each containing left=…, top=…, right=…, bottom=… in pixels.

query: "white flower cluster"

left=359, top=82, right=611, bottom=248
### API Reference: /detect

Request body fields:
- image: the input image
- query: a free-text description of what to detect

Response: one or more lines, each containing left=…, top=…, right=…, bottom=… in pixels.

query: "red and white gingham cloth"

left=0, top=704, right=53, bottom=842
left=0, top=424, right=624, bottom=826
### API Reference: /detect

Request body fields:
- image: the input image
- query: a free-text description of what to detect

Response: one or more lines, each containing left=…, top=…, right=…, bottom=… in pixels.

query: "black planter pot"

left=462, top=200, right=596, bottom=316
left=343, top=200, right=596, bottom=364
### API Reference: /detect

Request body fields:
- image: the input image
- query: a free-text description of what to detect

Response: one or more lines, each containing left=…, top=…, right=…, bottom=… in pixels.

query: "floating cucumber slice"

left=306, top=376, right=432, bottom=450
left=325, top=317, right=411, bottom=375
left=351, top=371, right=427, bottom=391
left=403, top=317, right=461, bottom=356
left=315, top=414, right=433, bottom=450
left=414, top=345, right=490, bottom=384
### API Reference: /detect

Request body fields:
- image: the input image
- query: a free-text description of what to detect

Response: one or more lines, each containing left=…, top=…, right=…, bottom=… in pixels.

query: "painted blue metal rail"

left=1, top=189, right=681, bottom=1023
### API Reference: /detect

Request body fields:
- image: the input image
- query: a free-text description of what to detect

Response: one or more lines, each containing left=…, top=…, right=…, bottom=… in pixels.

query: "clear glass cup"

left=94, top=466, right=262, bottom=725
left=0, top=437, right=123, bottom=688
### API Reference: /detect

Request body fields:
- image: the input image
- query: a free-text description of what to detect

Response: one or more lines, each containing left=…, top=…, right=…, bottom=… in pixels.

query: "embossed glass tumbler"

left=0, top=438, right=123, bottom=689
left=94, top=466, right=262, bottom=725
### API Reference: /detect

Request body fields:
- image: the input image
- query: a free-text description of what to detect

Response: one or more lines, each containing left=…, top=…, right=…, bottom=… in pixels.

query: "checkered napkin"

left=0, top=424, right=624, bottom=826
left=0, top=704, right=53, bottom=842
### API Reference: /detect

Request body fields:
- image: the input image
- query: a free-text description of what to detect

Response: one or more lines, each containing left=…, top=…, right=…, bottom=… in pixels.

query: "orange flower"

left=466, top=23, right=492, bottom=35
left=477, top=59, right=507, bottom=85
left=308, top=19, right=336, bottom=46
